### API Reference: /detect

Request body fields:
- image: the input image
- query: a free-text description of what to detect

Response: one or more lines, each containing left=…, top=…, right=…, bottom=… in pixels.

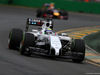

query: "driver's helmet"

left=49, top=2, right=54, bottom=9
left=50, top=2, right=54, bottom=6
left=45, top=28, right=52, bottom=34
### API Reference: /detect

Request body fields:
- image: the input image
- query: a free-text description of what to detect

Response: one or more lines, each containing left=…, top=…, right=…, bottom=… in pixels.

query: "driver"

left=43, top=2, right=55, bottom=10
left=49, top=2, right=54, bottom=10
left=45, top=28, right=52, bottom=35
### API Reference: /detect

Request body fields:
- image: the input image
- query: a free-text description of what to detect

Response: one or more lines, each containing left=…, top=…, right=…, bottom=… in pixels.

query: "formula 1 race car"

left=8, top=18, right=85, bottom=63
left=36, top=3, right=68, bottom=20
left=36, top=9, right=68, bottom=20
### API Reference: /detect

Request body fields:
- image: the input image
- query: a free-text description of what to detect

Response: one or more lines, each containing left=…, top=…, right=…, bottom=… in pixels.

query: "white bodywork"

left=27, top=19, right=72, bottom=56
left=59, top=36, right=71, bottom=42
left=29, top=30, right=71, bottom=56
left=50, top=36, right=62, bottom=55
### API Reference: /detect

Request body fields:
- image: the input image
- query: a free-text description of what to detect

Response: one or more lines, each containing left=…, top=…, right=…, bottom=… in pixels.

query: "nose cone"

left=50, top=36, right=62, bottom=56
left=55, top=49, right=60, bottom=56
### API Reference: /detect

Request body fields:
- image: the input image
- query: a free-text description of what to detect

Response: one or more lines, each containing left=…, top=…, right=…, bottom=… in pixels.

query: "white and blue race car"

left=8, top=18, right=85, bottom=63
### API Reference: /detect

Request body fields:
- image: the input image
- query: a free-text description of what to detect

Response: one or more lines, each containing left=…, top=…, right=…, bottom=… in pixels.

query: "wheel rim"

left=8, top=30, right=12, bottom=48
left=8, top=38, right=10, bottom=48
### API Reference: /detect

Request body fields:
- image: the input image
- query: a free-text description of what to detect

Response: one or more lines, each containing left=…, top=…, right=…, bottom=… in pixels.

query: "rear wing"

left=25, top=18, right=43, bottom=31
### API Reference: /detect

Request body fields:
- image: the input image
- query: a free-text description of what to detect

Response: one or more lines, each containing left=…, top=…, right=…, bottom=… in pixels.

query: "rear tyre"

left=36, top=9, right=42, bottom=17
left=8, top=29, right=23, bottom=50
left=60, top=11, right=68, bottom=20
left=63, top=11, right=68, bottom=20
left=72, top=39, right=85, bottom=63
left=20, top=33, right=35, bottom=56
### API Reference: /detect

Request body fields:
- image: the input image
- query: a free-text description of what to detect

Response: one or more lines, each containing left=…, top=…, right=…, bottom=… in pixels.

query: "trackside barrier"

left=0, top=0, right=100, bottom=14
left=0, top=0, right=9, bottom=4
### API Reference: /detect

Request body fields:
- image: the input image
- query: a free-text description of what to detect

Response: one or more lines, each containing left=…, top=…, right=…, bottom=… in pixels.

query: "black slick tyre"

left=20, top=33, right=35, bottom=56
left=8, top=29, right=23, bottom=50
left=72, top=39, right=85, bottom=63
left=60, top=11, right=68, bottom=20
left=63, top=11, right=68, bottom=20
left=36, top=9, right=42, bottom=17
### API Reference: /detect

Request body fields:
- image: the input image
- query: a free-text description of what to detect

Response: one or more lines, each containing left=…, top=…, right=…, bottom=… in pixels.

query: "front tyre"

left=8, top=29, right=23, bottom=49
left=20, top=33, right=35, bottom=56
left=72, top=39, right=85, bottom=63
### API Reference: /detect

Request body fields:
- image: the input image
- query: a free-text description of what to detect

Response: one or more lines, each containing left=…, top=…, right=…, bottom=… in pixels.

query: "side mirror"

left=61, top=33, right=68, bottom=36
left=32, top=29, right=38, bottom=33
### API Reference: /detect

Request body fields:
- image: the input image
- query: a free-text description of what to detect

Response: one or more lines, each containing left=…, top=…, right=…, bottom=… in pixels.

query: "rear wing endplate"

left=25, top=18, right=43, bottom=31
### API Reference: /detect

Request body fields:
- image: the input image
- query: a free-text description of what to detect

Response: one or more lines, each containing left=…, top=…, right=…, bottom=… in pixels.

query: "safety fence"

left=0, top=0, right=100, bottom=14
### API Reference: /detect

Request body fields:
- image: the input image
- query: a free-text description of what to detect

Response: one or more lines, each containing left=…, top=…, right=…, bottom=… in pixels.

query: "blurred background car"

left=36, top=2, right=68, bottom=20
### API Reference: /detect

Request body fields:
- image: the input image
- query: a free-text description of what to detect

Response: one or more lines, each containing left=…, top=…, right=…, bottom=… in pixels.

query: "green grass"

left=84, top=31, right=100, bottom=53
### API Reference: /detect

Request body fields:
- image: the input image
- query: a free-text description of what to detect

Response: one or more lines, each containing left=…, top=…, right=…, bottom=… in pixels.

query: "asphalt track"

left=0, top=5, right=100, bottom=75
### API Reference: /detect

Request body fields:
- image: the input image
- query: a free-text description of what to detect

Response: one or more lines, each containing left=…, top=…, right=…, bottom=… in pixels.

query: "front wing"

left=27, top=47, right=84, bottom=59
